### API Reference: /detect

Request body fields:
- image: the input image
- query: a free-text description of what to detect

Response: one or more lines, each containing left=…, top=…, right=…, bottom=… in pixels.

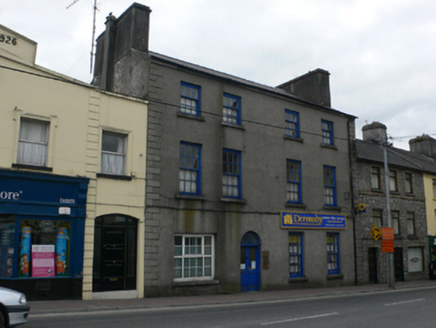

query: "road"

left=27, top=287, right=436, bottom=327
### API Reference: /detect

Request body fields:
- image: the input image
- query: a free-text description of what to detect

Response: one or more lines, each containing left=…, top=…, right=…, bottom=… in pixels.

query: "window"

left=324, top=166, right=336, bottom=206
left=405, top=172, right=413, bottom=194
left=327, top=233, right=340, bottom=275
left=408, top=247, right=423, bottom=272
left=174, top=235, right=214, bottom=281
left=287, top=160, right=301, bottom=203
left=321, top=120, right=334, bottom=145
left=289, top=232, right=303, bottom=277
left=222, top=149, right=241, bottom=198
left=285, top=110, right=300, bottom=138
left=223, top=93, right=241, bottom=125
left=371, top=166, right=381, bottom=190
left=179, top=142, right=201, bottom=195
left=389, top=170, right=398, bottom=192
left=101, top=131, right=126, bottom=175
left=17, top=118, right=49, bottom=166
left=373, top=209, right=383, bottom=228
left=407, top=212, right=415, bottom=235
left=180, top=82, right=201, bottom=116
left=391, top=211, right=400, bottom=235
left=433, top=179, right=436, bottom=198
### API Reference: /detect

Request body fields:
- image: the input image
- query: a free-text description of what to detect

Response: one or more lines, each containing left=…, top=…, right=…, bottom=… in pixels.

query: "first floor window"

left=289, top=232, right=303, bottom=277
left=371, top=166, right=381, bottom=190
left=180, top=82, right=201, bottom=116
left=327, top=233, right=340, bottom=275
left=405, top=172, right=413, bottom=194
left=324, top=166, right=336, bottom=206
left=373, top=209, right=383, bottom=228
left=321, top=120, right=334, bottom=145
left=17, top=118, right=49, bottom=166
left=179, top=142, right=201, bottom=195
left=407, top=212, right=415, bottom=235
left=101, top=131, right=126, bottom=175
left=287, top=160, right=301, bottom=203
left=391, top=211, right=400, bottom=235
left=222, top=149, right=241, bottom=198
left=408, top=247, right=423, bottom=273
left=389, top=170, right=398, bottom=192
left=223, top=93, right=241, bottom=125
left=174, top=235, right=214, bottom=281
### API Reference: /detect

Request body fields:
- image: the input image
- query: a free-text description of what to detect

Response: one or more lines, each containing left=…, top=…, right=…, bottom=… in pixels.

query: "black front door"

left=394, top=247, right=404, bottom=282
left=93, top=215, right=137, bottom=292
left=368, top=248, right=378, bottom=284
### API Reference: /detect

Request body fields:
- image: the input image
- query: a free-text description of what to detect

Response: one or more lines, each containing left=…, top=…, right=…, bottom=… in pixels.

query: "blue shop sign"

left=281, top=211, right=347, bottom=230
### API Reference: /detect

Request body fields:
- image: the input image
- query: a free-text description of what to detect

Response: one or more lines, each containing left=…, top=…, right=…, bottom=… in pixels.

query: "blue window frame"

left=324, top=166, right=336, bottom=206
left=223, top=93, right=241, bottom=125
left=289, top=232, right=303, bottom=278
left=327, top=233, right=340, bottom=275
left=222, top=149, right=241, bottom=198
left=179, top=142, right=201, bottom=195
left=180, top=82, right=201, bottom=116
left=285, top=110, right=300, bottom=138
left=286, top=160, right=301, bottom=203
left=321, top=120, right=334, bottom=145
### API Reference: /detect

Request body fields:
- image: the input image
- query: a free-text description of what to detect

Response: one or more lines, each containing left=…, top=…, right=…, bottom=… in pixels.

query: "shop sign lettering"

left=0, top=191, right=20, bottom=201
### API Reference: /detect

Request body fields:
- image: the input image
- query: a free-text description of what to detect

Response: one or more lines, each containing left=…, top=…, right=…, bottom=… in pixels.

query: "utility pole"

left=382, top=135, right=395, bottom=289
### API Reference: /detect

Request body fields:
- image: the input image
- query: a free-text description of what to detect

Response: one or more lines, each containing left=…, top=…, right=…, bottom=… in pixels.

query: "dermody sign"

left=281, top=212, right=347, bottom=230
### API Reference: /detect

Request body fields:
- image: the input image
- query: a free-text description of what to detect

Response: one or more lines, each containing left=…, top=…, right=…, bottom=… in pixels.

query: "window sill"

left=371, top=188, right=384, bottom=193
left=12, top=163, right=53, bottom=172
left=177, top=112, right=206, bottom=122
left=326, top=273, right=343, bottom=280
left=97, top=173, right=132, bottom=181
left=288, top=276, right=308, bottom=283
left=407, top=235, right=419, bottom=240
left=284, top=135, right=303, bottom=143
left=405, top=193, right=416, bottom=197
left=172, top=279, right=220, bottom=287
left=323, top=205, right=341, bottom=212
left=220, top=197, right=247, bottom=204
left=390, top=191, right=401, bottom=195
left=285, top=202, right=307, bottom=209
left=221, top=122, right=245, bottom=130
left=176, top=194, right=206, bottom=201
left=321, top=144, right=338, bottom=150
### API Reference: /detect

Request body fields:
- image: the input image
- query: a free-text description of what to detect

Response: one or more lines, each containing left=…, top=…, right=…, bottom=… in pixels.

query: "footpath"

left=29, top=280, right=436, bottom=315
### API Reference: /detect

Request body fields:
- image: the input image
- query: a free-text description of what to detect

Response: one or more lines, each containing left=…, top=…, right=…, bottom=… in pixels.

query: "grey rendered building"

left=353, top=122, right=432, bottom=284
left=92, top=3, right=357, bottom=297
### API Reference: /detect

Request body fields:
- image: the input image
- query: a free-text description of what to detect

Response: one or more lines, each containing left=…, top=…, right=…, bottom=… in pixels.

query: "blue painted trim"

left=223, top=93, right=241, bottom=125
left=285, top=110, right=300, bottom=138
left=179, top=142, right=202, bottom=196
left=181, top=82, right=201, bottom=116
left=286, top=159, right=302, bottom=204
left=321, top=120, right=334, bottom=145
left=323, top=165, right=337, bottom=206
left=222, top=148, right=241, bottom=199
left=289, top=232, right=304, bottom=278
left=327, top=232, right=340, bottom=275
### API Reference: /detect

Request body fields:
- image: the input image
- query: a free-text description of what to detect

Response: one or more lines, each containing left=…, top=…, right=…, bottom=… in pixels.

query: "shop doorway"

left=93, top=215, right=137, bottom=292
left=368, top=247, right=378, bottom=283
left=240, top=232, right=260, bottom=292
left=394, top=247, right=404, bottom=282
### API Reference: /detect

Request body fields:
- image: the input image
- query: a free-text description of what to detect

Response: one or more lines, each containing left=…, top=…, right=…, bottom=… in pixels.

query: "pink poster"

left=31, top=245, right=55, bottom=277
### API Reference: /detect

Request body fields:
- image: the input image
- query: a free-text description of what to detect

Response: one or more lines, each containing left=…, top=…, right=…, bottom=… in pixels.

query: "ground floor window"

left=174, top=234, right=214, bottom=281
left=0, top=216, right=71, bottom=278
left=327, top=233, right=340, bottom=275
left=289, top=232, right=303, bottom=277
left=408, top=247, right=423, bottom=272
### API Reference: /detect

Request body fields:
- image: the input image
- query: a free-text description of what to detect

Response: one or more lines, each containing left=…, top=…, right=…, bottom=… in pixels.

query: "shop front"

left=0, top=170, right=89, bottom=300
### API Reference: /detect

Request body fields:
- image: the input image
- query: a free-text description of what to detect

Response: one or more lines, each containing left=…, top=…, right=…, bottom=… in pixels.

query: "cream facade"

left=0, top=24, right=147, bottom=300
left=424, top=174, right=436, bottom=237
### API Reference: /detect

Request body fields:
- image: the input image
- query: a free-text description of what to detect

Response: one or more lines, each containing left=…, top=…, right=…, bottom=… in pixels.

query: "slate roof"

left=150, top=51, right=356, bottom=119
left=355, top=139, right=436, bottom=174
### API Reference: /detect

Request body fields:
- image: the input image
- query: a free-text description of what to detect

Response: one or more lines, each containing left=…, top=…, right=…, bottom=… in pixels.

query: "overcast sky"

left=2, top=0, right=435, bottom=149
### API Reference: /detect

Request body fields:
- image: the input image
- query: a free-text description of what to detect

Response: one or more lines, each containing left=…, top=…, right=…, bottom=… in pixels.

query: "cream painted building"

left=0, top=24, right=147, bottom=300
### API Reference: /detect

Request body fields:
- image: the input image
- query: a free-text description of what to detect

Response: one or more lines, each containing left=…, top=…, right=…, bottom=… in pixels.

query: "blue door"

left=240, top=232, right=260, bottom=292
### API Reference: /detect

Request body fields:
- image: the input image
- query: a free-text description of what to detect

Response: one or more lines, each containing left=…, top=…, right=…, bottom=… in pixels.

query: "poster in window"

left=55, top=228, right=68, bottom=276
left=18, top=227, right=31, bottom=277
left=32, top=244, right=55, bottom=277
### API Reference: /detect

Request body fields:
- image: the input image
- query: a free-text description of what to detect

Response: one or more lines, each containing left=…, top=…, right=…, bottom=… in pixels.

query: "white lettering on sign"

left=0, top=191, right=20, bottom=201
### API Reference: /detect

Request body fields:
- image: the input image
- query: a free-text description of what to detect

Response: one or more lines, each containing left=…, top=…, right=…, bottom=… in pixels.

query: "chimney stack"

left=362, top=122, right=387, bottom=143
left=409, top=135, right=436, bottom=158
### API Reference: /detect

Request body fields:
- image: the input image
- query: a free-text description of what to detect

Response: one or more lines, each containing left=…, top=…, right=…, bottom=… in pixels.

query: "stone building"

left=353, top=122, right=434, bottom=284
left=92, top=3, right=357, bottom=297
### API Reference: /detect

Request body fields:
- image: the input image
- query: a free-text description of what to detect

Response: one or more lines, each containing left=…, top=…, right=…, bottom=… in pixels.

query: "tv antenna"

left=66, top=0, right=98, bottom=73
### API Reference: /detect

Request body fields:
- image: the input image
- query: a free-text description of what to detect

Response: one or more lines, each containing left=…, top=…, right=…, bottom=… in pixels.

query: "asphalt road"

left=27, top=288, right=436, bottom=328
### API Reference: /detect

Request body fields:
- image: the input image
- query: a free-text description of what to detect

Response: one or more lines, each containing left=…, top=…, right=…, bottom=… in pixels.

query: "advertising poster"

left=31, top=245, right=55, bottom=277
left=18, top=226, right=31, bottom=277
left=55, top=228, right=68, bottom=276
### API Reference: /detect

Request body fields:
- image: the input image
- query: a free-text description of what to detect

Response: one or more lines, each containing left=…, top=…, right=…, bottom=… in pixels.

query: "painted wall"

left=424, top=174, right=436, bottom=236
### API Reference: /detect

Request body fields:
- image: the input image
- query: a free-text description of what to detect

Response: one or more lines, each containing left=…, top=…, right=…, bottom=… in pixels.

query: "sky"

left=2, top=0, right=436, bottom=149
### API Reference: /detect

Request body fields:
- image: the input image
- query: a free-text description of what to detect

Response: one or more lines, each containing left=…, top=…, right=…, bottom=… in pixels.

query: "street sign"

left=382, top=240, right=394, bottom=253
left=370, top=225, right=381, bottom=241
left=382, top=227, right=394, bottom=240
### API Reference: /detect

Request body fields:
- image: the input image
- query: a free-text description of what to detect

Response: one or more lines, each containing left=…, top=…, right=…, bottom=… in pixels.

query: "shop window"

left=16, top=220, right=71, bottom=278
left=327, top=233, right=340, bottom=275
left=0, top=216, right=16, bottom=278
left=17, top=118, right=49, bottom=166
left=408, top=247, right=423, bottom=272
left=289, top=232, right=303, bottom=278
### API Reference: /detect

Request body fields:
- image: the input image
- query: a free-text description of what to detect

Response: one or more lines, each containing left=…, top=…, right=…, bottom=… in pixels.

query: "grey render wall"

left=143, top=58, right=356, bottom=296
left=352, top=157, right=429, bottom=284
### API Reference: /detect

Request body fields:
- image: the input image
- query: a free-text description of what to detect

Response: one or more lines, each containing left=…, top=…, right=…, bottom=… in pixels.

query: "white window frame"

left=17, top=118, right=50, bottom=166
left=174, top=234, right=214, bottom=282
left=101, top=131, right=126, bottom=175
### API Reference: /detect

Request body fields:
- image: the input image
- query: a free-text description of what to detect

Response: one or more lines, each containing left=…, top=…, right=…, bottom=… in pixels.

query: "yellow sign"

left=370, top=225, right=382, bottom=241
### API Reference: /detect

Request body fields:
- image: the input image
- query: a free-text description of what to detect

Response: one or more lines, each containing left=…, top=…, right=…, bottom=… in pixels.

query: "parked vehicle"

left=0, top=287, right=30, bottom=327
